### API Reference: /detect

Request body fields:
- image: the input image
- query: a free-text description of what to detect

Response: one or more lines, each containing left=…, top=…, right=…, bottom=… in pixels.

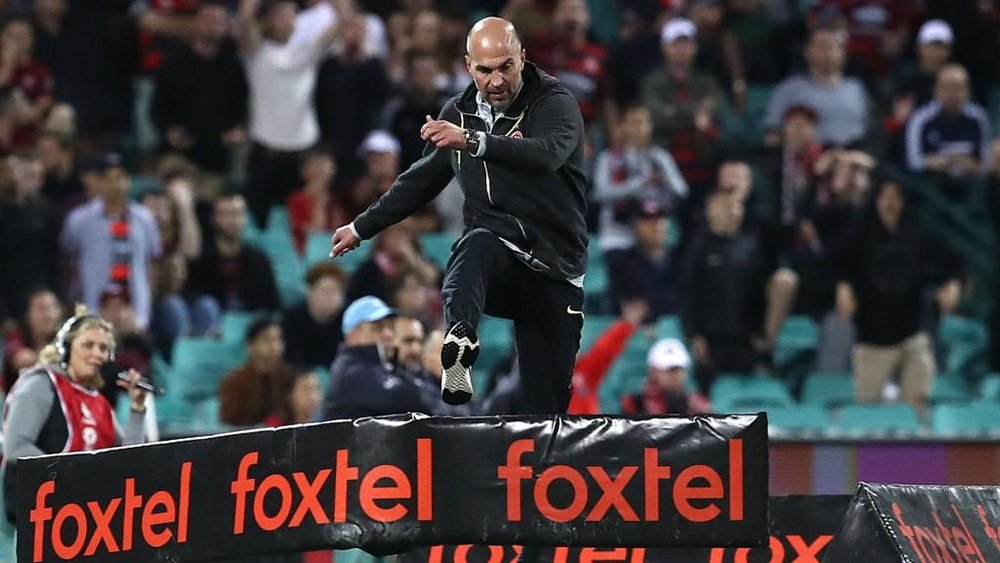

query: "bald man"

left=331, top=17, right=587, bottom=414
left=905, top=63, right=992, bottom=179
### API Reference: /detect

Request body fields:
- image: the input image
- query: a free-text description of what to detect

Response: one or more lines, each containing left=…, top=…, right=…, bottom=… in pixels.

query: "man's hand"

left=330, top=224, right=360, bottom=257
left=420, top=115, right=468, bottom=150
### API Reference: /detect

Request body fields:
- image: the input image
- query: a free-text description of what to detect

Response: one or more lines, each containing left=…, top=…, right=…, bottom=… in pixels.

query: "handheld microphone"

left=100, top=363, right=165, bottom=395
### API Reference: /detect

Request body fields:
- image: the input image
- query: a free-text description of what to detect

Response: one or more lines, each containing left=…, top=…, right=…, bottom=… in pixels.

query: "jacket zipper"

left=457, top=106, right=525, bottom=207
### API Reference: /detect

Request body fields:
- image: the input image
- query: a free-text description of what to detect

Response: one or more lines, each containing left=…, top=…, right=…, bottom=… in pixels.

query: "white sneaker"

left=441, top=320, right=479, bottom=405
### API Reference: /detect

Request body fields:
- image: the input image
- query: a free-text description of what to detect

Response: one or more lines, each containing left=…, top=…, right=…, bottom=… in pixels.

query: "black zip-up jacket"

left=353, top=62, right=589, bottom=281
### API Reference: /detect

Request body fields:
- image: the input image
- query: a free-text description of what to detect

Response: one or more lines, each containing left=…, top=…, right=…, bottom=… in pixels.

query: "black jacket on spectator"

left=606, top=245, right=676, bottom=319
left=152, top=41, right=248, bottom=172
left=281, top=303, right=342, bottom=368
left=0, top=196, right=60, bottom=323
left=383, top=91, right=449, bottom=170
left=321, top=344, right=435, bottom=419
left=839, top=212, right=959, bottom=346
left=679, top=227, right=769, bottom=343
left=353, top=62, right=589, bottom=282
left=184, top=243, right=280, bottom=312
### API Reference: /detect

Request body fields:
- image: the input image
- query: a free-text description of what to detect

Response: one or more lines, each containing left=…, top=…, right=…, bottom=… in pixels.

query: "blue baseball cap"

left=342, top=296, right=395, bottom=334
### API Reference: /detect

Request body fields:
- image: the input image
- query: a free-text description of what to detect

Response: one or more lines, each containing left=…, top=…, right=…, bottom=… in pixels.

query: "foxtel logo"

left=499, top=438, right=745, bottom=523
left=29, top=462, right=191, bottom=562
left=892, top=502, right=999, bottom=562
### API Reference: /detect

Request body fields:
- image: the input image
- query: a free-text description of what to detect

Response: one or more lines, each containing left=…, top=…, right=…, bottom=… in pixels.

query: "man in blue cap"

left=320, top=295, right=439, bottom=419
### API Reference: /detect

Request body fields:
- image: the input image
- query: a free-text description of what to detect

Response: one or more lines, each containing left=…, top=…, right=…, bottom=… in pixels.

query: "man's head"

left=783, top=105, right=819, bottom=148
left=631, top=200, right=669, bottom=251
left=706, top=190, right=745, bottom=236
left=301, top=149, right=335, bottom=185
left=305, top=262, right=346, bottom=322
left=552, top=0, right=590, bottom=39
left=260, top=0, right=297, bottom=43
left=359, top=130, right=400, bottom=180
left=391, top=270, right=429, bottom=318
left=411, top=10, right=442, bottom=53
left=246, top=316, right=285, bottom=369
left=646, top=338, right=691, bottom=393
left=875, top=179, right=904, bottom=231
left=805, top=27, right=846, bottom=78
left=935, top=64, right=970, bottom=112
left=33, top=0, right=66, bottom=22
left=37, top=131, right=73, bottom=174
left=24, top=287, right=61, bottom=336
left=339, top=12, right=368, bottom=58
left=342, top=296, right=396, bottom=348
left=717, top=160, right=752, bottom=202
left=213, top=193, right=248, bottom=243
left=393, top=316, right=425, bottom=371
left=407, top=50, right=441, bottom=98
left=9, top=150, right=44, bottom=198
left=286, top=368, right=322, bottom=423
left=193, top=1, right=230, bottom=46
left=660, top=18, right=697, bottom=70
left=619, top=105, right=652, bottom=148
left=1, top=17, right=33, bottom=58
left=916, top=19, right=952, bottom=72
left=465, top=17, right=525, bottom=111
left=98, top=153, right=130, bottom=205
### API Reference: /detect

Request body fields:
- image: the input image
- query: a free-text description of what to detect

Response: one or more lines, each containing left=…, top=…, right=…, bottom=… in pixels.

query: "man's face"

left=394, top=318, right=425, bottom=369
left=783, top=114, right=817, bottom=147
left=307, top=275, right=344, bottom=320
left=553, top=0, right=589, bottom=36
left=717, top=162, right=752, bottom=202
left=936, top=68, right=969, bottom=111
left=411, top=11, right=441, bottom=53
left=806, top=30, right=845, bottom=76
left=876, top=182, right=904, bottom=228
left=27, top=291, right=61, bottom=335
left=214, top=196, right=247, bottom=240
left=621, top=108, right=652, bottom=146
left=650, top=366, right=686, bottom=392
left=410, top=55, right=440, bottom=97
left=249, top=325, right=285, bottom=366
left=351, top=318, right=394, bottom=349
left=466, top=42, right=525, bottom=111
left=194, top=4, right=229, bottom=43
left=367, top=151, right=399, bottom=179
left=37, top=136, right=66, bottom=172
left=707, top=193, right=745, bottom=236
left=265, top=2, right=297, bottom=43
left=2, top=21, right=33, bottom=56
left=102, top=166, right=130, bottom=202
left=633, top=215, right=668, bottom=249
left=33, top=0, right=66, bottom=21
left=918, top=42, right=950, bottom=71
left=663, top=37, right=696, bottom=69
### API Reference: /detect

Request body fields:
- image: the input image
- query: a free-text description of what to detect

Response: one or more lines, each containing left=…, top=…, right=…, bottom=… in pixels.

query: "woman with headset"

left=1, top=305, right=148, bottom=523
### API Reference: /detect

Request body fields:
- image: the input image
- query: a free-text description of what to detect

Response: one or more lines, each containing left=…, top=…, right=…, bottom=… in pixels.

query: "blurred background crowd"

left=0, top=0, right=999, bottom=442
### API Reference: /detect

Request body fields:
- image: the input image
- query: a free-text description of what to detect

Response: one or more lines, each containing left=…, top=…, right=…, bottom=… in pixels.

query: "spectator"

left=264, top=367, right=324, bottom=426
left=688, top=0, right=747, bottom=107
left=321, top=295, right=441, bottom=419
left=235, top=0, right=343, bottom=227
left=152, top=1, right=249, bottom=175
left=286, top=149, right=349, bottom=252
left=97, top=286, right=154, bottom=409
left=390, top=268, right=442, bottom=329
left=282, top=262, right=347, bottom=368
left=568, top=298, right=647, bottom=414
left=391, top=314, right=425, bottom=376
left=314, top=11, right=391, bottom=179
left=0, top=152, right=59, bottom=326
left=382, top=50, right=449, bottom=169
left=37, top=130, right=84, bottom=216
left=640, top=18, right=723, bottom=194
left=218, top=316, right=296, bottom=426
left=60, top=153, right=162, bottom=330
left=904, top=64, right=991, bottom=192
left=529, top=0, right=607, bottom=127
left=621, top=338, right=712, bottom=415
left=348, top=129, right=400, bottom=215
left=592, top=104, right=687, bottom=252
left=770, top=105, right=824, bottom=243
left=838, top=179, right=961, bottom=417
left=606, top=200, right=677, bottom=321
left=605, top=1, right=663, bottom=111
left=185, top=193, right=279, bottom=323
left=2, top=288, right=61, bottom=391
left=0, top=15, right=54, bottom=151
left=679, top=192, right=798, bottom=390
left=764, top=27, right=870, bottom=148
left=346, top=222, right=439, bottom=304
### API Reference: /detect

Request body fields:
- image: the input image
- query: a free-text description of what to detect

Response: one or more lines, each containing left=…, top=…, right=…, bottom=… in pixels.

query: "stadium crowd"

left=0, top=0, right=998, bottom=445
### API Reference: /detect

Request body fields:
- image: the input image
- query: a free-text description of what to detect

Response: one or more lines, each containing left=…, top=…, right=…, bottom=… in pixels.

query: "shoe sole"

left=441, top=322, right=478, bottom=405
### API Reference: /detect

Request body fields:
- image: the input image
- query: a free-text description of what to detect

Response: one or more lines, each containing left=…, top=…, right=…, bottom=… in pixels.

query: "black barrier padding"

left=402, top=495, right=851, bottom=563
left=16, top=414, right=768, bottom=563
left=823, top=482, right=1000, bottom=563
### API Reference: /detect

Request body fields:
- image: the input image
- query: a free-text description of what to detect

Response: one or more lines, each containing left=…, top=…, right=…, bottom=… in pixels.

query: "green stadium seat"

left=419, top=232, right=458, bottom=269
left=981, top=374, right=1000, bottom=401
left=580, top=315, right=617, bottom=351
left=171, top=337, right=247, bottom=402
left=802, top=372, right=854, bottom=406
left=836, top=403, right=923, bottom=435
left=937, top=315, right=989, bottom=376
left=710, top=375, right=793, bottom=412
left=598, top=356, right=648, bottom=414
left=760, top=404, right=831, bottom=432
left=775, top=316, right=818, bottom=367
left=475, top=316, right=514, bottom=390
left=931, top=402, right=1000, bottom=435
left=254, top=231, right=307, bottom=307
left=654, top=316, right=683, bottom=340
left=220, top=311, right=259, bottom=343
left=930, top=377, right=972, bottom=404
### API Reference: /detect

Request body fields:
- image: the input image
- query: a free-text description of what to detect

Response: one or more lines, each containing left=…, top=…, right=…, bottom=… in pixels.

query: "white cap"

left=647, top=338, right=691, bottom=370
left=358, top=130, right=400, bottom=157
left=917, top=19, right=953, bottom=45
left=660, top=18, right=697, bottom=45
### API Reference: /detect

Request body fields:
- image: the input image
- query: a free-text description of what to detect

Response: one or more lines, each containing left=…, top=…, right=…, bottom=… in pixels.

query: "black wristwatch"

left=463, top=128, right=480, bottom=154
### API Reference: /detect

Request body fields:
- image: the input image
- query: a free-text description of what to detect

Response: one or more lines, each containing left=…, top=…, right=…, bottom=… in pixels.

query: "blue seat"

left=836, top=403, right=922, bottom=435
left=254, top=231, right=306, bottom=306
left=930, top=377, right=972, bottom=404
left=980, top=374, right=1000, bottom=401
left=580, top=315, right=617, bottom=351
left=475, top=316, right=514, bottom=390
left=171, top=337, right=247, bottom=402
left=598, top=356, right=648, bottom=414
left=711, top=375, right=793, bottom=412
left=931, top=402, right=1000, bottom=435
left=654, top=316, right=683, bottom=340
left=761, top=404, right=831, bottom=432
left=775, top=316, right=818, bottom=367
left=220, top=311, right=259, bottom=343
left=419, top=232, right=458, bottom=269
left=802, top=372, right=854, bottom=406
